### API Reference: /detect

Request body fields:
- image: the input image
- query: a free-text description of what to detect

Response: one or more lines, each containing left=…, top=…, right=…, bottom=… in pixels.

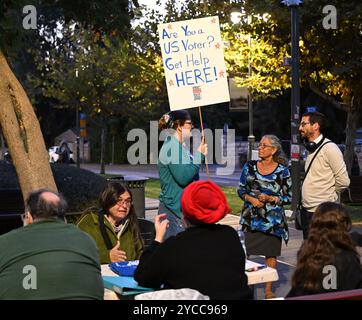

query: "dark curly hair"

left=291, top=202, right=358, bottom=292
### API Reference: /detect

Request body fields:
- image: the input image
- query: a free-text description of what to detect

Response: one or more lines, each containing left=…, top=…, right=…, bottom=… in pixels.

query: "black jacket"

left=134, top=224, right=252, bottom=300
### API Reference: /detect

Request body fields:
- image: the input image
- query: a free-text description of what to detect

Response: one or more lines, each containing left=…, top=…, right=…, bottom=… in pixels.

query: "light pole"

left=230, top=11, right=255, bottom=161
left=282, top=0, right=302, bottom=213
left=75, top=69, right=80, bottom=168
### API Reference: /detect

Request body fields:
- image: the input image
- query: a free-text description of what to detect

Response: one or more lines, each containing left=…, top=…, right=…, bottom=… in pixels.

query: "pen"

left=246, top=264, right=267, bottom=272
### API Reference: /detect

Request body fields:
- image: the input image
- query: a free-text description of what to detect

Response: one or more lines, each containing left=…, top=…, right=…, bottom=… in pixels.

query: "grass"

left=145, top=179, right=243, bottom=216
left=346, top=206, right=362, bottom=224
left=144, top=179, right=162, bottom=199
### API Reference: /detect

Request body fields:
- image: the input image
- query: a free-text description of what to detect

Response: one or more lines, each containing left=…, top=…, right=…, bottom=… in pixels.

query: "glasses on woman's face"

left=115, top=199, right=132, bottom=208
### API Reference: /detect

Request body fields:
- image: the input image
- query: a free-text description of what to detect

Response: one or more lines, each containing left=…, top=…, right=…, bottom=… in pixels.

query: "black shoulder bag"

left=294, top=141, right=332, bottom=230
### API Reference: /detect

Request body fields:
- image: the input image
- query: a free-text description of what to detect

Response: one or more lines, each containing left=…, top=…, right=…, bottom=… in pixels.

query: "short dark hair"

left=158, top=110, right=192, bottom=131
left=302, top=111, right=326, bottom=133
left=25, top=189, right=67, bottom=220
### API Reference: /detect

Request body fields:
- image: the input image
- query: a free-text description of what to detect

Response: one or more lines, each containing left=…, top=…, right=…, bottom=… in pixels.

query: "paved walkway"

left=82, top=163, right=242, bottom=186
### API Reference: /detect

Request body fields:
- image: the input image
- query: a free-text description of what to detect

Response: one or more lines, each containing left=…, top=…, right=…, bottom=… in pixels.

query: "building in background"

left=54, top=128, right=90, bottom=163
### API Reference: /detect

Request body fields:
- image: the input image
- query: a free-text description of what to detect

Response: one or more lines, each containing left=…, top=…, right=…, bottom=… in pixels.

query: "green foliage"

left=0, top=161, right=108, bottom=212
left=51, top=164, right=108, bottom=212
left=223, top=22, right=291, bottom=98
left=0, top=0, right=135, bottom=53
left=242, top=0, right=362, bottom=107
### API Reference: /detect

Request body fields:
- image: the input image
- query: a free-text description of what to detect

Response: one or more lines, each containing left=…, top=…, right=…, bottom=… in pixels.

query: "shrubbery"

left=0, top=161, right=108, bottom=213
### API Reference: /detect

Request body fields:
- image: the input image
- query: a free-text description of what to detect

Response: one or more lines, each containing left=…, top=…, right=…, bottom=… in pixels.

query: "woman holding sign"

left=158, top=110, right=208, bottom=239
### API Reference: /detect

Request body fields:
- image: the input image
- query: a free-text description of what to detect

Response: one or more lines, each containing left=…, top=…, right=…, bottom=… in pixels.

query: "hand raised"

left=197, top=138, right=208, bottom=156
left=109, top=240, right=127, bottom=262
left=154, top=213, right=169, bottom=243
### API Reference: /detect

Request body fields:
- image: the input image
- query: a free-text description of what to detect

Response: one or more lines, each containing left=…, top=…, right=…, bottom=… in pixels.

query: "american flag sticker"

left=193, top=86, right=202, bottom=101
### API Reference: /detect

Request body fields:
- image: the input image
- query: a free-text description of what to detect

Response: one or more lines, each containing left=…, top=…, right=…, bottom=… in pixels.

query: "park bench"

left=285, top=288, right=362, bottom=300
left=0, top=188, right=24, bottom=235
left=341, top=176, right=362, bottom=204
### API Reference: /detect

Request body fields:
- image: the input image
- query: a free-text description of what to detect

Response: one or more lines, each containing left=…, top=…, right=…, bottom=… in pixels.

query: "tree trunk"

left=100, top=121, right=107, bottom=174
left=344, top=102, right=360, bottom=175
left=0, top=51, right=57, bottom=200
left=0, top=131, right=4, bottom=160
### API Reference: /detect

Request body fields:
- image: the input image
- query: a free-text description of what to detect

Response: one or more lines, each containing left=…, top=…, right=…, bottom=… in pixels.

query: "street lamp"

left=230, top=11, right=255, bottom=161
left=75, top=68, right=80, bottom=168
left=282, top=0, right=302, bottom=213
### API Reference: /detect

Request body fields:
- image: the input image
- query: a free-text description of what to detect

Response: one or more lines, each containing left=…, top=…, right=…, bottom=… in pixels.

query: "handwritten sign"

left=158, top=16, right=230, bottom=111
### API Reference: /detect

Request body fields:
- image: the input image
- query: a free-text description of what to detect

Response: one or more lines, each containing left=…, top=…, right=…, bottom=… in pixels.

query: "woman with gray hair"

left=237, top=134, right=292, bottom=299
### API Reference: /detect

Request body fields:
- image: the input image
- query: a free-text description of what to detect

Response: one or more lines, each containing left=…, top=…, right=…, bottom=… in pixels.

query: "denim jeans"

left=158, top=202, right=184, bottom=240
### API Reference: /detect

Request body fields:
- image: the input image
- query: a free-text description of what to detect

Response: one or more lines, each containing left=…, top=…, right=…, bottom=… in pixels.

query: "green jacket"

left=77, top=211, right=143, bottom=264
left=158, top=135, right=204, bottom=218
left=0, top=219, right=103, bottom=300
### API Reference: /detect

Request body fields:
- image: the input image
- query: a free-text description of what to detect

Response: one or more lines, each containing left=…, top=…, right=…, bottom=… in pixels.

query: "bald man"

left=0, top=189, right=104, bottom=299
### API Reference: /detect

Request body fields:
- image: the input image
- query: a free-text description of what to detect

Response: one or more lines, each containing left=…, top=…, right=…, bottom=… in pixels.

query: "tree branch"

left=307, top=79, right=347, bottom=112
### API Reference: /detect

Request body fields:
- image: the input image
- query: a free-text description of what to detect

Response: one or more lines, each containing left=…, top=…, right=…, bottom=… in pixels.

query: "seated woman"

left=286, top=202, right=362, bottom=298
left=134, top=180, right=252, bottom=300
left=77, top=182, right=143, bottom=264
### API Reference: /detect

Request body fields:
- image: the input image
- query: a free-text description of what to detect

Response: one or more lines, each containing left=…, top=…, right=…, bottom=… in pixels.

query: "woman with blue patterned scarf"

left=238, top=135, right=292, bottom=299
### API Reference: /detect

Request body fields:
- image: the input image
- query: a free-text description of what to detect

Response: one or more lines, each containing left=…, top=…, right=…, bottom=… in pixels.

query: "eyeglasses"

left=299, top=122, right=311, bottom=127
left=184, top=121, right=193, bottom=127
left=258, top=144, right=274, bottom=149
left=115, top=199, right=132, bottom=207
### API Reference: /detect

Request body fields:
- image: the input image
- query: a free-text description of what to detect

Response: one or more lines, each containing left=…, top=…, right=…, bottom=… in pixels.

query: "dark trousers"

left=301, top=207, right=314, bottom=240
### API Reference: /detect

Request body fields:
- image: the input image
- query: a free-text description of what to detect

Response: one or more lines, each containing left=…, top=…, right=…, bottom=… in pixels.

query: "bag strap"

left=302, top=140, right=333, bottom=183
left=298, top=141, right=332, bottom=208
left=98, top=209, right=114, bottom=250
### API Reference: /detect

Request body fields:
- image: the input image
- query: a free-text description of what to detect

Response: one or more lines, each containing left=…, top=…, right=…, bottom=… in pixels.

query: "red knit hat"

left=181, top=180, right=231, bottom=224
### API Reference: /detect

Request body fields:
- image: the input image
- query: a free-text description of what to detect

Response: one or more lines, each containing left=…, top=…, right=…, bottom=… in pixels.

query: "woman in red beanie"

left=134, top=180, right=252, bottom=300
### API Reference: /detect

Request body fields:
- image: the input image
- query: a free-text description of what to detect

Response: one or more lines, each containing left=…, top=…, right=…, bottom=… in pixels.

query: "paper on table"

left=245, top=260, right=266, bottom=272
